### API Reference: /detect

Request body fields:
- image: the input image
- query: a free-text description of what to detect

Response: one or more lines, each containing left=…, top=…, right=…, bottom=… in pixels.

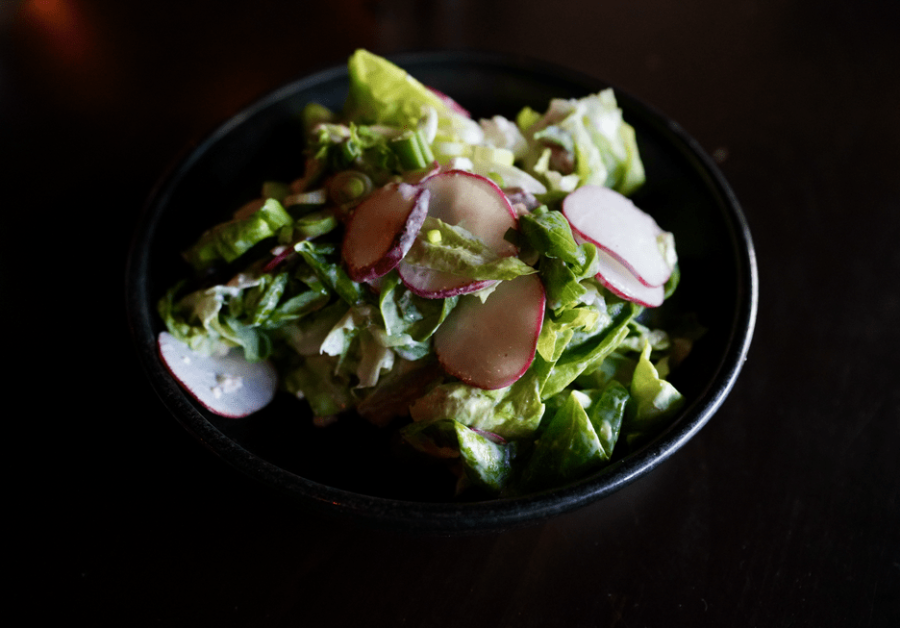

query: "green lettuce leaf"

left=159, top=269, right=333, bottom=362
left=294, top=240, right=366, bottom=306
left=521, top=391, right=603, bottom=490
left=518, top=206, right=585, bottom=266
left=573, top=350, right=637, bottom=390
left=586, top=380, right=630, bottom=460
left=409, top=372, right=545, bottom=441
left=521, top=89, right=645, bottom=196
left=184, top=198, right=293, bottom=271
left=403, top=217, right=537, bottom=281
left=517, top=206, right=603, bottom=312
left=468, top=161, right=546, bottom=195
left=355, top=329, right=396, bottom=388
left=282, top=354, right=356, bottom=417
left=344, top=50, right=483, bottom=146
left=344, top=49, right=452, bottom=128
left=377, top=271, right=457, bottom=344
left=401, top=419, right=512, bottom=494
left=624, top=340, right=685, bottom=445
left=158, top=281, right=234, bottom=357
left=539, top=301, right=641, bottom=400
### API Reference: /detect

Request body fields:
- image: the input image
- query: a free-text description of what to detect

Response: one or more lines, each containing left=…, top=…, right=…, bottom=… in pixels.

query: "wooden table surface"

left=7, top=1, right=898, bottom=625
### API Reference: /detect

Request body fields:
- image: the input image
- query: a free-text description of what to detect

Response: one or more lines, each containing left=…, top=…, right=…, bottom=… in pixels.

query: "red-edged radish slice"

left=398, top=170, right=518, bottom=298
left=423, top=170, right=518, bottom=253
left=427, top=86, right=471, bottom=117
left=262, top=245, right=296, bottom=274
left=401, top=160, right=441, bottom=185
left=593, top=245, right=665, bottom=308
left=398, top=263, right=497, bottom=299
left=158, top=332, right=277, bottom=418
left=433, top=273, right=545, bottom=390
left=342, top=182, right=430, bottom=283
left=563, top=185, right=676, bottom=287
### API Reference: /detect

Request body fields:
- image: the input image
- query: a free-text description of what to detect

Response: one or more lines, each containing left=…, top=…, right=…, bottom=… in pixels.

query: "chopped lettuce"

left=294, top=240, right=366, bottom=306
left=521, top=391, right=603, bottom=490
left=623, top=340, right=686, bottom=445
left=587, top=380, right=630, bottom=459
left=518, top=89, right=645, bottom=197
left=401, top=419, right=512, bottom=494
left=402, top=217, right=537, bottom=282
left=344, top=49, right=482, bottom=146
left=376, top=270, right=457, bottom=345
left=184, top=199, right=293, bottom=271
left=538, top=301, right=640, bottom=400
left=283, top=354, right=356, bottom=418
left=344, top=49, right=454, bottom=128
left=479, top=115, right=529, bottom=160
left=409, top=371, right=545, bottom=441
left=158, top=266, right=332, bottom=362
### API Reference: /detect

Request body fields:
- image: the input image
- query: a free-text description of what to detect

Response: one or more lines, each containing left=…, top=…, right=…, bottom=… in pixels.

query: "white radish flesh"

left=342, top=182, right=430, bottom=283
left=422, top=170, right=517, bottom=254
left=563, top=185, right=675, bottom=287
left=592, top=246, right=665, bottom=308
left=158, top=332, right=277, bottom=418
left=427, top=86, right=471, bottom=117
left=433, top=273, right=545, bottom=390
left=397, top=262, right=497, bottom=299
left=401, top=161, right=441, bottom=185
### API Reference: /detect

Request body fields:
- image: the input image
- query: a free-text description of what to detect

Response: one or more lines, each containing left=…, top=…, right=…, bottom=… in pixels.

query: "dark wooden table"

left=8, top=1, right=898, bottom=625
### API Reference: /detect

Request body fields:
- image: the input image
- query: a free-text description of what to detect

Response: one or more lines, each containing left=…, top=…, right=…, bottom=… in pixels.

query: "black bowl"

left=126, top=51, right=757, bottom=533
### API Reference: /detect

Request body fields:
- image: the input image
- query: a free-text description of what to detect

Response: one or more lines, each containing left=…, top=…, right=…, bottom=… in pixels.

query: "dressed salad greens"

left=158, top=50, right=692, bottom=497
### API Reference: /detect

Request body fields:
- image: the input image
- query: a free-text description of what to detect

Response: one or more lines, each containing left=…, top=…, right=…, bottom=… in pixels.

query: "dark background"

left=6, top=0, right=898, bottom=625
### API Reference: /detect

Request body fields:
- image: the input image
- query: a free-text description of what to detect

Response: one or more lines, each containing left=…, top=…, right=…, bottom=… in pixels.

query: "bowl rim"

left=126, top=50, right=758, bottom=533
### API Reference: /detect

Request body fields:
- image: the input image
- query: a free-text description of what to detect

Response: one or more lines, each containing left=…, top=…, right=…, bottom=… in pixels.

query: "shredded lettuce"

left=409, top=371, right=545, bottom=441
left=402, top=217, right=537, bottom=281
left=184, top=199, right=293, bottom=271
left=519, top=90, right=645, bottom=197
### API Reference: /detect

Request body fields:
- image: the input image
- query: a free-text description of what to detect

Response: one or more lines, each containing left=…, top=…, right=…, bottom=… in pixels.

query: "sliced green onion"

left=391, top=129, right=435, bottom=171
left=293, top=209, right=339, bottom=239
left=283, top=188, right=328, bottom=207
left=328, top=171, right=373, bottom=205
left=302, top=102, right=335, bottom=137
left=339, top=139, right=361, bottom=165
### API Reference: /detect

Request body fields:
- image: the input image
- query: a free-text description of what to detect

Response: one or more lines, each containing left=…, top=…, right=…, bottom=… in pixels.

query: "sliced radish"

left=427, top=86, right=471, bottom=117
left=342, top=182, right=430, bottom=283
left=433, top=274, right=545, bottom=390
left=563, top=185, right=676, bottom=287
left=397, top=263, right=497, bottom=298
left=262, top=245, right=296, bottom=274
left=592, top=245, right=665, bottom=308
left=158, top=332, right=277, bottom=418
left=401, top=160, right=441, bottom=185
left=422, top=170, right=518, bottom=253
left=398, top=170, right=518, bottom=298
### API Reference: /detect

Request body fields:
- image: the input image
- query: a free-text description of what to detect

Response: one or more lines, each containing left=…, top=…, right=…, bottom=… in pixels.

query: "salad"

left=157, top=50, right=693, bottom=497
